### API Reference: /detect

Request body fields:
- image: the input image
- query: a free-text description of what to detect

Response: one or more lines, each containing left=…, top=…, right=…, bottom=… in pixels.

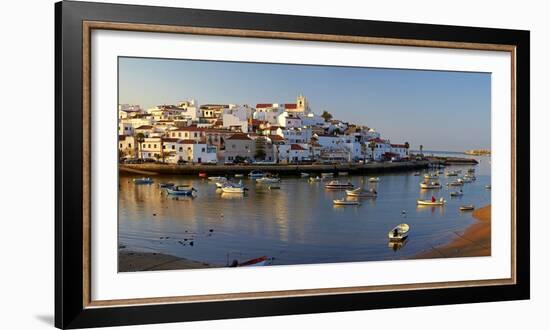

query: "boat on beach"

left=166, top=185, right=197, bottom=196
left=230, top=256, right=272, bottom=267
left=325, top=180, right=354, bottom=190
left=333, top=198, right=361, bottom=205
left=345, top=187, right=377, bottom=198
left=368, top=177, right=380, bottom=183
left=419, top=181, right=441, bottom=189
left=459, top=204, right=475, bottom=211
left=388, top=223, right=410, bottom=241
left=417, top=198, right=446, bottom=206
left=133, top=177, right=153, bottom=184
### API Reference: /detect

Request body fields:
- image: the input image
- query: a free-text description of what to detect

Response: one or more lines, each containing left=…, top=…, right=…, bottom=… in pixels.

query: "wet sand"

left=415, top=204, right=491, bottom=259
left=118, top=250, right=217, bottom=272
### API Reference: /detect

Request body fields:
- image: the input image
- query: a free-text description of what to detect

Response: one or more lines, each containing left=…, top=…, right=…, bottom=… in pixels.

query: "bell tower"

left=296, top=94, right=309, bottom=113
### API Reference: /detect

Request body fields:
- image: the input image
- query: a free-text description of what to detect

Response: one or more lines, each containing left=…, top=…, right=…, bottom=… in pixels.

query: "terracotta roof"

left=268, top=135, right=284, bottom=141
left=171, top=126, right=206, bottom=132
left=284, top=103, right=297, bottom=109
left=135, top=125, right=153, bottom=130
left=290, top=144, right=307, bottom=151
left=227, top=133, right=252, bottom=141
left=180, top=139, right=199, bottom=144
left=162, top=138, right=180, bottom=143
left=368, top=138, right=388, bottom=143
left=256, top=103, right=274, bottom=108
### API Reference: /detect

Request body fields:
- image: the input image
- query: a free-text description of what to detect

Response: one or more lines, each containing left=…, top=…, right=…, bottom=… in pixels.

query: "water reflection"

left=119, top=153, right=491, bottom=268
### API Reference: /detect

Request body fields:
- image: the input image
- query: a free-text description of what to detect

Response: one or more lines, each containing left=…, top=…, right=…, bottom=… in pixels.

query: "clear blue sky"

left=119, top=57, right=491, bottom=152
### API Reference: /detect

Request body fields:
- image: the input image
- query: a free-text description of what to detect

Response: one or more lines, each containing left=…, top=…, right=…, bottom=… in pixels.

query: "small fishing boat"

left=459, top=205, right=475, bottom=211
left=450, top=190, right=463, bottom=197
left=268, top=185, right=281, bottom=190
left=218, top=180, right=244, bottom=189
left=445, top=170, right=459, bottom=177
left=325, top=180, right=354, bottom=190
left=417, top=198, right=446, bottom=206
left=256, top=176, right=280, bottom=184
left=221, top=186, right=247, bottom=194
left=424, top=173, right=439, bottom=179
left=447, top=180, right=464, bottom=187
left=158, top=182, right=174, bottom=188
left=248, top=170, right=266, bottom=178
left=321, top=172, right=334, bottom=178
left=309, top=176, right=322, bottom=182
left=368, top=177, right=380, bottom=183
left=338, top=172, right=349, bottom=176
left=230, top=256, right=272, bottom=267
left=346, top=187, right=377, bottom=198
left=333, top=198, right=360, bottom=206
left=485, top=185, right=492, bottom=189
left=208, top=176, right=227, bottom=182
left=300, top=172, right=310, bottom=177
left=388, top=223, right=410, bottom=241
left=133, top=177, right=153, bottom=184
left=419, top=181, right=441, bottom=189
left=166, top=185, right=197, bottom=196
left=234, top=173, right=244, bottom=178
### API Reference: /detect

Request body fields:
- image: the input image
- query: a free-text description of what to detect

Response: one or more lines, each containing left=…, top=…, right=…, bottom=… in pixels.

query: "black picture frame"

left=55, top=1, right=530, bottom=328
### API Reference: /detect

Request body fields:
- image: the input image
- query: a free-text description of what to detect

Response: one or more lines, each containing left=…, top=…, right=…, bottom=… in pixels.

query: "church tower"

left=296, top=94, right=309, bottom=113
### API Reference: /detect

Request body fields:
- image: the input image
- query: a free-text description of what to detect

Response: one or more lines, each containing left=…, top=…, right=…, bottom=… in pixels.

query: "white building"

left=163, top=138, right=217, bottom=164
left=283, top=127, right=312, bottom=144
left=222, top=106, right=249, bottom=132
left=118, top=117, right=153, bottom=136
left=367, top=138, right=392, bottom=161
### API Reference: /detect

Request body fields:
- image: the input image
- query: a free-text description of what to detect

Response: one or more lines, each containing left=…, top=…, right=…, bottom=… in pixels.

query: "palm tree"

left=135, top=132, right=145, bottom=159
left=404, top=142, right=410, bottom=157
left=369, top=140, right=377, bottom=160
left=360, top=141, right=367, bottom=163
left=419, top=144, right=424, bottom=157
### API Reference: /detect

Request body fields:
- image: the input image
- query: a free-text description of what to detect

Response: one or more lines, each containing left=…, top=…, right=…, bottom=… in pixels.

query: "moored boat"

left=256, top=176, right=280, bottom=184
left=166, top=185, right=197, bottom=196
left=459, top=204, right=475, bottom=211
left=333, top=198, right=361, bottom=206
left=388, top=223, right=410, bottom=241
left=325, top=180, right=354, bottom=190
left=300, top=172, right=310, bottom=177
left=248, top=170, right=266, bottom=178
left=413, top=172, right=420, bottom=176
left=309, top=176, right=322, bottom=182
left=368, top=177, right=380, bottom=183
left=345, top=187, right=377, bottom=198
left=447, top=179, right=464, bottom=187
left=445, top=170, right=459, bottom=177
left=450, top=190, right=463, bottom=197
left=221, top=185, right=247, bottom=194
left=485, top=185, right=491, bottom=189
left=417, top=198, right=446, bottom=206
left=133, top=177, right=153, bottom=184
left=423, top=173, right=439, bottom=179
left=158, top=182, right=174, bottom=188
left=419, top=181, right=441, bottom=189
left=208, top=176, right=227, bottom=182
left=321, top=172, right=334, bottom=178
left=234, top=173, right=244, bottom=178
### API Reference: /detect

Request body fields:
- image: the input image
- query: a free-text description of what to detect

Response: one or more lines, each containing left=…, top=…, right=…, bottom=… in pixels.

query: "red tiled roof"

left=290, top=144, right=307, bottom=151
left=180, top=139, right=199, bottom=144
left=162, top=138, right=180, bottom=143
left=268, top=135, right=284, bottom=141
left=284, top=103, right=297, bottom=109
left=135, top=125, right=153, bottom=130
left=227, top=133, right=252, bottom=141
left=368, top=138, right=387, bottom=143
left=171, top=126, right=206, bottom=132
left=256, top=103, right=274, bottom=108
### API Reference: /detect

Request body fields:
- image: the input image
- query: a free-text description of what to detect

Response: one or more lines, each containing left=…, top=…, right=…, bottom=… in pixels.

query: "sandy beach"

left=415, top=204, right=491, bottom=259
left=118, top=250, right=216, bottom=272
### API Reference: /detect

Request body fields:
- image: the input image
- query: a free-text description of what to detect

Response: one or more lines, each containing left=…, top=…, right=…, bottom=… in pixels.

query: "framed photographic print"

left=55, top=0, right=530, bottom=328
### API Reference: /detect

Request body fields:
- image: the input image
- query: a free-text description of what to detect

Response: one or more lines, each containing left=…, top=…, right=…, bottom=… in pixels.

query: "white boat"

left=166, top=185, right=197, bottom=196
left=388, top=224, right=410, bottom=241
left=309, top=176, right=322, bottom=182
left=420, top=181, right=442, bottom=189
left=221, top=186, right=247, bottom=194
left=248, top=170, right=266, bottom=178
left=485, top=185, right=491, bottom=189
left=321, top=172, right=334, bottom=178
left=333, top=198, right=360, bottom=205
left=459, top=205, right=475, bottom=211
left=450, top=190, right=463, bottom=197
left=417, top=198, right=446, bottom=206
left=268, top=185, right=281, bottom=190
left=218, top=180, right=244, bottom=189
left=325, top=180, right=354, bottom=190
left=447, top=180, right=464, bottom=187
left=345, top=187, right=377, bottom=198
left=208, top=176, right=226, bottom=181
left=234, top=174, right=244, bottom=178
left=300, top=172, right=310, bottom=177
left=368, top=177, right=380, bottom=183
left=133, top=177, right=153, bottom=184
left=445, top=171, right=459, bottom=177
left=423, top=173, right=439, bottom=179
left=256, top=177, right=280, bottom=184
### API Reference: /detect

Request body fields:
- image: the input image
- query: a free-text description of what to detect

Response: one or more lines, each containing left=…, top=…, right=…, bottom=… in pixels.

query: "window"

left=194, top=133, right=198, bottom=138
left=148, top=144, right=151, bottom=148
left=142, top=143, right=145, bottom=148
left=153, top=144, right=157, bottom=148
left=201, top=148, right=205, bottom=152
left=178, top=132, right=181, bottom=137
left=179, top=147, right=183, bottom=152
left=171, top=145, right=175, bottom=150
left=128, top=143, right=131, bottom=148
left=119, top=143, right=122, bottom=149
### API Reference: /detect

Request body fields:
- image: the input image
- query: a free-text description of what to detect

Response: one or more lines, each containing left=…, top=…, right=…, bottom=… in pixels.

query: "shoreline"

left=121, top=160, right=431, bottom=176
left=414, top=204, right=491, bottom=259
left=118, top=250, right=217, bottom=272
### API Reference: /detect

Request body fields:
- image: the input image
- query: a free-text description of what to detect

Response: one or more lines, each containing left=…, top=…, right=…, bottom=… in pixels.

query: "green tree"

left=321, top=110, right=333, bottom=122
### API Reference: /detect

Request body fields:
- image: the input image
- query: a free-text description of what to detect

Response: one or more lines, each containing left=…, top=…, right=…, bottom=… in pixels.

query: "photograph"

left=117, top=57, right=492, bottom=272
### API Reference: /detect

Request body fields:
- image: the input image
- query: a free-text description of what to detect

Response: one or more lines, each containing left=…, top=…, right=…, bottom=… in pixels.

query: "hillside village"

left=118, top=94, right=410, bottom=165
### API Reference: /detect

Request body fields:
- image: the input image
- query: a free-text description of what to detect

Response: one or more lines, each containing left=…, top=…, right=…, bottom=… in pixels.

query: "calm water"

left=119, top=153, right=491, bottom=268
